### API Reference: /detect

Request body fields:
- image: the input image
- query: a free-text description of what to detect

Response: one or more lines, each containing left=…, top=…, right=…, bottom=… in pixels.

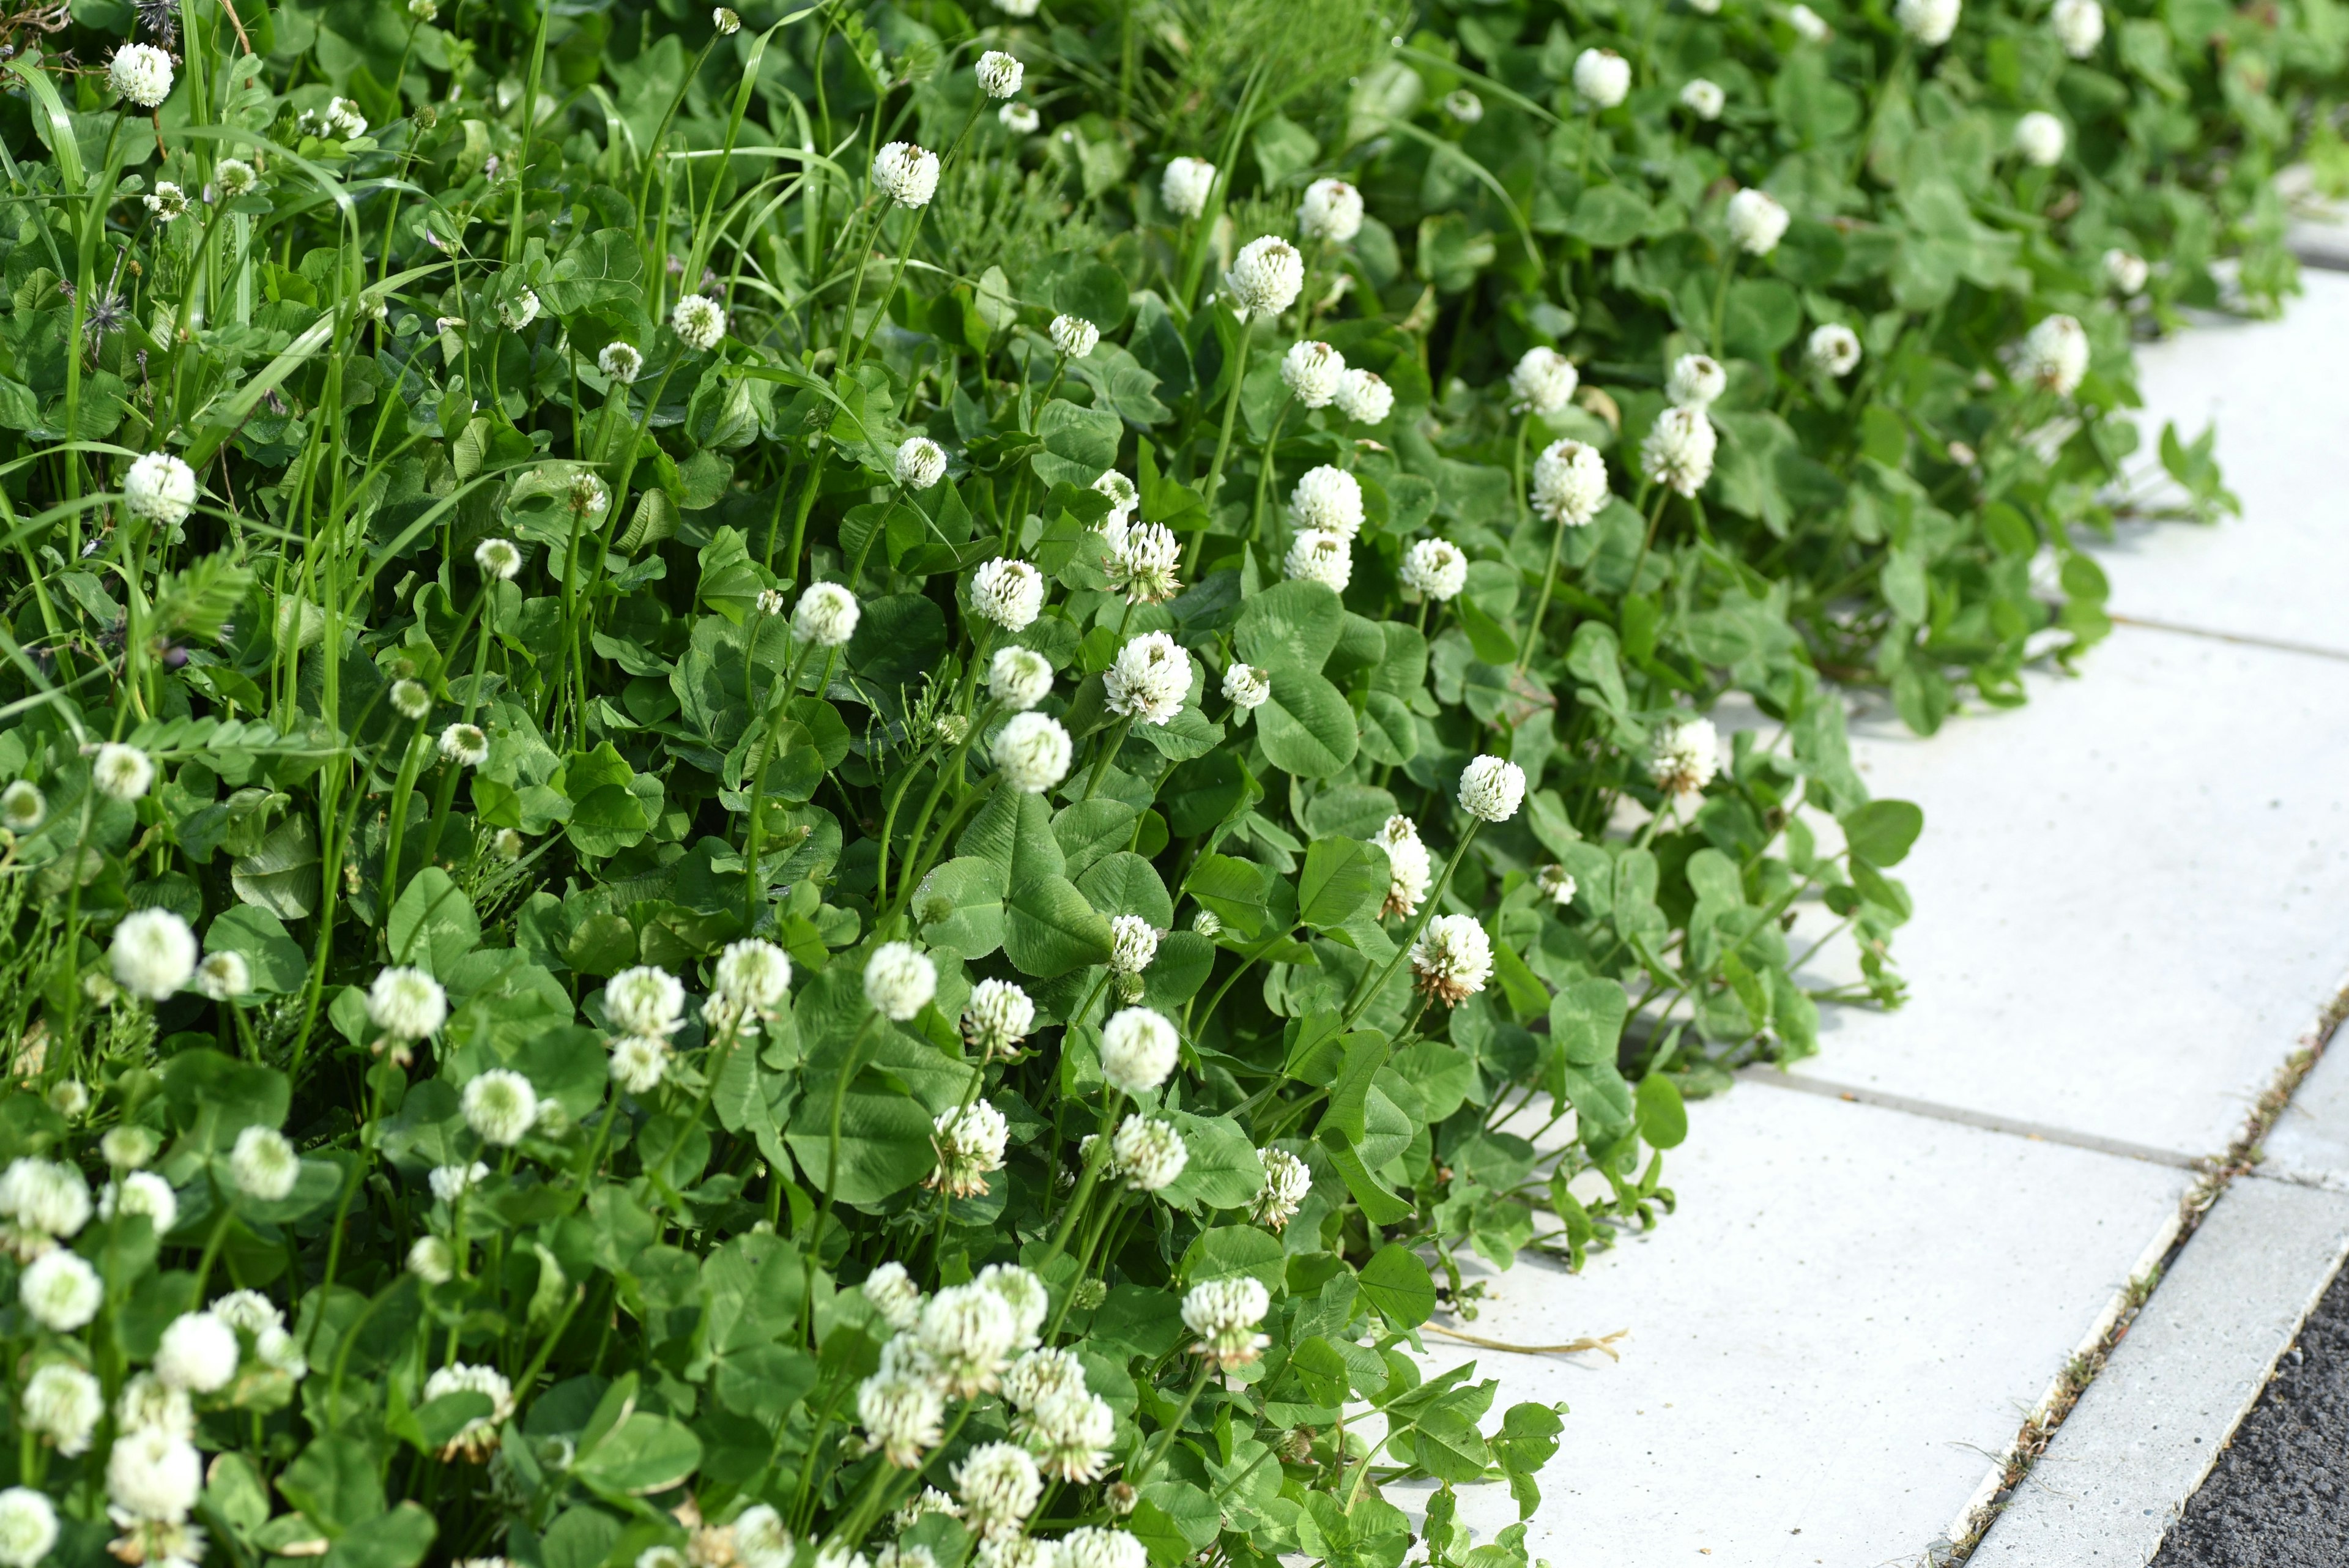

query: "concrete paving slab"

left=2096, top=270, right=2349, bottom=657
left=1970, top=1176, right=2349, bottom=1566
left=1783, top=623, right=2349, bottom=1161
left=2258, top=1037, right=2349, bottom=1192
left=1428, top=1084, right=2188, bottom=1568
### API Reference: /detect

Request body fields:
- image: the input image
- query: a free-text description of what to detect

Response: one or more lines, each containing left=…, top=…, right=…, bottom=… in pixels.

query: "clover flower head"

left=991, top=712, right=1071, bottom=792
left=1048, top=314, right=1098, bottom=357
left=1058, top=1529, right=1148, bottom=1568
left=1376, top=814, right=1433, bottom=918
left=427, top=1162, right=489, bottom=1204
left=1726, top=187, right=1790, bottom=255
left=896, top=436, right=949, bottom=490
left=1334, top=367, right=1394, bottom=423
left=2103, top=248, right=2149, bottom=295
left=714, top=939, right=792, bottom=1013
left=1457, top=753, right=1526, bottom=822
left=105, top=1424, right=201, bottom=1522
left=916, top=1283, right=1022, bottom=1397
left=1222, top=662, right=1271, bottom=713
left=1110, top=1113, right=1187, bottom=1191
left=1289, top=464, right=1364, bottom=539
left=1283, top=529, right=1351, bottom=592
left=407, top=1235, right=455, bottom=1284
left=607, top=1035, right=669, bottom=1094
left=1509, top=346, right=1580, bottom=415
left=1105, top=632, right=1191, bottom=726
left=1668, top=353, right=1727, bottom=409
left=1160, top=157, right=1217, bottom=220
left=368, top=966, right=447, bottom=1040
left=712, top=6, right=741, bottom=31
left=864, top=942, right=938, bottom=1021
left=20, top=1250, right=100, bottom=1330
left=2014, top=110, right=2066, bottom=168
left=1281, top=340, right=1346, bottom=408
left=92, top=742, right=155, bottom=801
left=1681, top=78, right=1725, bottom=119
left=498, top=288, right=540, bottom=331
left=22, top=1362, right=103, bottom=1457
left=109, top=43, right=174, bottom=108
left=111, top=909, right=196, bottom=1001
left=125, top=452, right=198, bottom=527
left=1410, top=914, right=1493, bottom=1006
left=2052, top=0, right=2104, bottom=56
left=213, top=160, right=258, bottom=198
left=1003, top=1346, right=1088, bottom=1410
left=1573, top=47, right=1630, bottom=108
left=0, top=1489, right=54, bottom=1568
left=1807, top=323, right=1863, bottom=377
left=1444, top=89, right=1484, bottom=124
left=672, top=293, right=727, bottom=351
left=439, top=723, right=489, bottom=766
left=461, top=1069, right=540, bottom=1146
left=865, top=1261, right=924, bottom=1332
left=144, top=182, right=189, bottom=221
left=192, top=949, right=249, bottom=1006
left=598, top=341, right=644, bottom=383
left=421, top=1363, right=514, bottom=1460
left=962, top=978, right=1036, bottom=1060
left=1537, top=863, right=1581, bottom=908
left=0, top=1159, right=89, bottom=1244
left=2016, top=313, right=2090, bottom=396
left=1399, top=538, right=1468, bottom=603
left=1532, top=438, right=1611, bottom=527
left=955, top=1442, right=1044, bottom=1539
left=1224, top=236, right=1304, bottom=321
left=1649, top=715, right=1721, bottom=798
left=1000, top=103, right=1041, bottom=134
left=1093, top=468, right=1141, bottom=529
left=1789, top=2, right=1831, bottom=37
left=1898, top=0, right=1961, bottom=45
left=1641, top=404, right=1718, bottom=497
left=606, top=964, right=686, bottom=1037
left=1297, top=178, right=1364, bottom=243
left=229, top=1126, right=299, bottom=1201
left=987, top=647, right=1054, bottom=713
left=1100, top=1006, right=1178, bottom=1093
left=873, top=141, right=941, bottom=207
left=858, top=1359, right=946, bottom=1466
left=1109, top=522, right=1183, bottom=606
left=970, top=558, right=1045, bottom=633
left=1182, top=1275, right=1271, bottom=1369
left=1107, top=916, right=1160, bottom=979
left=795, top=582, right=861, bottom=646
left=1252, top=1146, right=1312, bottom=1230
left=930, top=1101, right=1010, bottom=1198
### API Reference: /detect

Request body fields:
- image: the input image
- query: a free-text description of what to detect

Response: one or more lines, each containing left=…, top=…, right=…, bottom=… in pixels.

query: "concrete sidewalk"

left=1431, top=274, right=2349, bottom=1567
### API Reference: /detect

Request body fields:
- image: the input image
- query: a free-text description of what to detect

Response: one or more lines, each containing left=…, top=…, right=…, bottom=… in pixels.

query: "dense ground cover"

left=0, top=0, right=2327, bottom=1566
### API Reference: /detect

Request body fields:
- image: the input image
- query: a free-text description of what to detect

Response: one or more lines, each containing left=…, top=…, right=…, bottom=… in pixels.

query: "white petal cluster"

left=1224, top=236, right=1304, bottom=321
left=2103, top=248, right=2150, bottom=295
left=1649, top=715, right=1721, bottom=797
left=1807, top=323, right=1863, bottom=377
left=606, top=965, right=686, bottom=1037
left=988, top=647, right=1053, bottom=713
left=428, top=1162, right=489, bottom=1203
left=407, top=1236, right=455, bottom=1284
left=1284, top=530, right=1351, bottom=592
left=1898, top=0, right=1962, bottom=45
left=1641, top=404, right=1718, bottom=497
left=1668, top=353, right=1726, bottom=409
left=368, top=966, right=448, bottom=1040
left=1105, top=633, right=1191, bottom=726
left=1109, top=1113, right=1188, bottom=1191
left=1222, top=662, right=1271, bottom=713
left=1003, top=1346, right=1087, bottom=1409
left=873, top=142, right=941, bottom=207
left=1457, top=754, right=1526, bottom=822
left=1160, top=157, right=1217, bottom=220
left=1181, top=1275, right=1271, bottom=1369
left=955, top=1442, right=1044, bottom=1539
left=1537, top=863, right=1580, bottom=908
left=1334, top=368, right=1393, bottom=423
left=20, top=1250, right=100, bottom=1330
left=896, top=436, right=949, bottom=490
left=475, top=537, right=524, bottom=579
left=23, top=1362, right=103, bottom=1455
left=733, top=1505, right=792, bottom=1568
left=1376, top=814, right=1433, bottom=918
left=858, top=1342, right=948, bottom=1466
left=421, top=1362, right=514, bottom=1459
left=2013, top=110, right=2066, bottom=168
left=865, top=943, right=938, bottom=1021
left=1726, top=188, right=1790, bottom=255
left=1409, top=914, right=1494, bottom=1006
left=1251, top=1146, right=1312, bottom=1231
left=125, top=453, right=199, bottom=527
left=1444, top=89, right=1484, bottom=124
left=1048, top=314, right=1098, bottom=358
left=1001, top=103, right=1040, bottom=134
left=1789, top=3, right=1831, bottom=39
left=1100, top=1006, right=1178, bottom=1094
left=498, top=289, right=541, bottom=331
left=2052, top=0, right=2104, bottom=56
left=929, top=1101, right=1010, bottom=1198
left=992, top=712, right=1071, bottom=792
left=975, top=51, right=1024, bottom=98
left=1289, top=464, right=1364, bottom=540
left=1531, top=439, right=1610, bottom=527
left=106, top=1424, right=202, bottom=1522
left=229, top=1126, right=299, bottom=1201
left=1, top=1159, right=91, bottom=1247
left=1107, top=916, right=1160, bottom=978
left=461, top=1069, right=540, bottom=1146
left=155, top=1312, right=238, bottom=1392
left=1508, top=346, right=1579, bottom=415
left=1108, top=522, right=1182, bottom=606
left=713, top=939, right=792, bottom=1016
left=1681, top=78, right=1725, bottom=119
left=609, top=1035, right=670, bottom=1093
left=866, top=1262, right=925, bottom=1332
left=599, top=342, right=644, bottom=383
left=2016, top=314, right=2090, bottom=396
left=1281, top=341, right=1346, bottom=407
left=1399, top=539, right=1468, bottom=602
left=672, top=293, right=727, bottom=351
left=111, top=910, right=196, bottom=1001
left=917, top=1282, right=1023, bottom=1396
left=0, top=1489, right=54, bottom=1568
left=93, top=743, right=154, bottom=801
left=1297, top=178, right=1364, bottom=243
left=1059, top=1529, right=1147, bottom=1568
left=1093, top=469, right=1141, bottom=529
left=963, top=978, right=1036, bottom=1059
left=1020, top=1388, right=1116, bottom=1482
left=439, top=723, right=490, bottom=765
left=1, top=779, right=42, bottom=831
left=795, top=582, right=861, bottom=647
left=114, top=1371, right=192, bottom=1441
left=1573, top=48, right=1631, bottom=108
left=109, top=43, right=174, bottom=108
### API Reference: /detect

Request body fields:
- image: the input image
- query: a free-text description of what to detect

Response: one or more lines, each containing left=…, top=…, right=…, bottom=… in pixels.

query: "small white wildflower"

left=605, top=965, right=686, bottom=1037
left=672, top=293, right=727, bottom=351
left=1333, top=367, right=1393, bottom=423
left=368, top=966, right=447, bottom=1039
left=1100, top=1006, right=1178, bottom=1094
left=1807, top=323, right=1863, bottom=377
left=955, top=1442, right=1043, bottom=1540
left=1108, top=522, right=1183, bottom=606
left=1573, top=48, right=1630, bottom=108
left=1222, top=662, right=1271, bottom=713
left=1252, top=1147, right=1312, bottom=1231
left=1110, top=1113, right=1187, bottom=1191
left=1093, top=469, right=1140, bottom=529
left=100, top=1171, right=178, bottom=1237
left=872, top=141, right=941, bottom=207
left=428, top=1162, right=490, bottom=1203
left=1537, top=863, right=1581, bottom=908
left=598, top=341, right=644, bottom=383
left=22, top=1362, right=103, bottom=1456
left=1297, top=178, right=1364, bottom=243
left=1161, top=157, right=1217, bottom=220
left=2052, top=0, right=2104, bottom=56
left=712, top=6, right=741, bottom=31
left=991, top=712, right=1071, bottom=792
left=20, top=1250, right=100, bottom=1331
left=1897, top=0, right=1962, bottom=45
left=439, top=723, right=489, bottom=766
left=1508, top=346, right=1579, bottom=415
left=917, top=1283, right=1022, bottom=1397
left=1105, top=632, right=1191, bottom=726
left=0, top=779, right=42, bottom=833
left=929, top=1101, right=1010, bottom=1198
left=1532, top=438, right=1611, bottom=527
left=1288, top=464, right=1364, bottom=540
left=962, top=978, right=1036, bottom=1059
left=144, top=182, right=189, bottom=221
left=2016, top=314, right=2090, bottom=396
left=865, top=1261, right=924, bottom=1332
left=1181, top=1276, right=1270, bottom=1369
left=1668, top=353, right=1727, bottom=409
left=475, top=536, right=524, bottom=580
left=213, top=159, right=257, bottom=198
left=0, top=1160, right=89, bottom=1243
left=1410, top=914, right=1493, bottom=1006
left=154, top=1312, right=239, bottom=1392
left=101, top=1128, right=156, bottom=1170
left=794, top=582, right=861, bottom=647
left=2013, top=110, right=2066, bottom=168
left=111, top=909, right=196, bottom=1001
left=1458, top=754, right=1527, bottom=822
left=1284, top=529, right=1351, bottom=592
left=1048, top=314, right=1099, bottom=357
left=109, top=43, right=174, bottom=108
left=1003, top=1346, right=1087, bottom=1409
left=1726, top=188, right=1790, bottom=255
left=1641, top=404, right=1718, bottom=496
left=407, top=1235, right=456, bottom=1284
left=229, top=1126, right=300, bottom=1202
left=1681, top=78, right=1725, bottom=119
left=2103, top=248, right=2150, bottom=295
left=106, top=1425, right=200, bottom=1522
left=0, top=1489, right=54, bottom=1568
left=92, top=743, right=155, bottom=801
left=894, top=436, right=948, bottom=490
left=124, top=452, right=198, bottom=527
left=1789, top=2, right=1831, bottom=38
left=714, top=939, right=792, bottom=1013
left=1444, top=88, right=1484, bottom=124
left=497, top=289, right=541, bottom=331
left=1224, top=236, right=1304, bottom=321
left=1107, top=916, right=1160, bottom=978
left=970, top=559, right=1045, bottom=633
left=461, top=1069, right=540, bottom=1146
left=1399, top=538, right=1468, bottom=602
left=609, top=1035, right=670, bottom=1093
left=1650, top=715, right=1721, bottom=797
left=1058, top=1528, right=1147, bottom=1568
left=987, top=647, right=1053, bottom=713
left=858, top=1358, right=947, bottom=1466
left=421, top=1362, right=514, bottom=1459
left=1000, top=102, right=1041, bottom=134
left=390, top=680, right=432, bottom=721
left=864, top=942, right=938, bottom=1021
left=1376, top=814, right=1433, bottom=918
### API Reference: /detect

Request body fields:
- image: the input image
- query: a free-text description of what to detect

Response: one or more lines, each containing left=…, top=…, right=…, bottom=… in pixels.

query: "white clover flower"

left=1897, top=0, right=1961, bottom=44
left=23, top=1363, right=102, bottom=1457
left=1649, top=715, right=1721, bottom=797
left=1224, top=236, right=1304, bottom=321
left=1, top=1159, right=90, bottom=1244
left=1019, top=1389, right=1115, bottom=1484
left=1789, top=2, right=1831, bottom=37
left=873, top=141, right=941, bottom=207
left=109, top=43, right=174, bottom=108
left=606, top=965, right=686, bottom=1038
left=439, top=723, right=490, bottom=766
left=1251, top=1147, right=1312, bottom=1231
left=995, top=0, right=1040, bottom=13
left=1060, top=1529, right=1148, bottom=1568
left=1093, top=469, right=1140, bottom=529
left=1105, top=632, right=1191, bottom=726
left=712, top=6, right=741, bottom=31
left=213, top=159, right=257, bottom=198
left=101, top=1129, right=155, bottom=1170
left=733, top=1506, right=792, bottom=1568
left=1444, top=88, right=1484, bottom=124
left=609, top=1035, right=670, bottom=1094
left=1509, top=346, right=1579, bottom=415
left=1288, top=464, right=1364, bottom=540
left=1281, top=340, right=1346, bottom=407
left=598, top=341, right=644, bottom=383
left=498, top=289, right=541, bottom=331
left=672, top=293, right=727, bottom=351
left=2013, top=110, right=2066, bottom=167
left=864, top=1261, right=924, bottom=1332
left=1283, top=529, right=1351, bottom=592
left=1376, top=814, right=1433, bottom=918
left=324, top=97, right=368, bottom=138
left=1002, top=1345, right=1087, bottom=1410
left=858, top=1358, right=947, bottom=1466
left=1222, top=662, right=1271, bottom=713
left=1107, top=916, right=1160, bottom=979
left=1000, top=102, right=1041, bottom=134
left=1100, top=1006, right=1178, bottom=1094
left=894, top=436, right=948, bottom=490
left=1110, top=1113, right=1187, bottom=1192
left=1297, top=178, right=1364, bottom=243
left=1536, top=863, right=1581, bottom=910
left=1399, top=539, right=1468, bottom=603
left=987, top=647, right=1054, bottom=713
left=970, top=559, right=1045, bottom=633
left=111, top=909, right=196, bottom=1001
left=1334, top=367, right=1394, bottom=423
left=2017, top=314, right=2090, bottom=396
left=428, top=1162, right=489, bottom=1203
left=2052, top=0, right=2104, bottom=56
left=795, top=582, right=861, bottom=647
left=956, top=1442, right=1043, bottom=1539
left=45, top=1082, right=86, bottom=1122
left=368, top=966, right=447, bottom=1039
left=157, top=1312, right=243, bottom=1405
left=475, top=536, right=523, bottom=580
left=461, top=1069, right=540, bottom=1146
left=930, top=1101, right=1010, bottom=1198
left=229, top=1126, right=299, bottom=1202
left=107, top=1425, right=201, bottom=1522
left=918, top=1282, right=1022, bottom=1397
left=1458, top=754, right=1527, bottom=822
left=1681, top=78, right=1725, bottom=119
left=124, top=451, right=198, bottom=528
left=1108, top=522, right=1183, bottom=606
left=0, top=779, right=42, bottom=832
left=1641, top=404, right=1718, bottom=496
left=714, top=939, right=791, bottom=1013
left=390, top=680, right=432, bottom=721
left=1668, top=353, right=1727, bottom=409
left=422, top=1362, right=514, bottom=1459
left=1726, top=188, right=1791, bottom=256
left=974, top=50, right=1024, bottom=98
left=407, top=1235, right=456, bottom=1284
left=1048, top=314, right=1099, bottom=358
left=864, top=942, right=938, bottom=1021
left=92, top=743, right=154, bottom=802
left=1531, top=438, right=1611, bottom=527
left=0, top=1488, right=54, bottom=1568
left=1806, top=322, right=1863, bottom=377
left=114, top=1371, right=193, bottom=1442
left=962, top=978, right=1036, bottom=1059
left=1161, top=157, right=1216, bottom=219
left=1410, top=914, right=1493, bottom=1006
left=1573, top=48, right=1630, bottom=108
left=2103, top=248, right=2150, bottom=295
left=1182, top=1275, right=1271, bottom=1370
left=100, top=1169, right=180, bottom=1234
left=145, top=181, right=190, bottom=221
left=992, top=712, right=1071, bottom=792
left=20, top=1250, right=100, bottom=1331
